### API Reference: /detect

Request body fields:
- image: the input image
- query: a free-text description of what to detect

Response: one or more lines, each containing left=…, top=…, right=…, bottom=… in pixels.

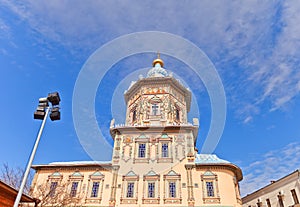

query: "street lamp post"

left=14, top=92, right=61, bottom=207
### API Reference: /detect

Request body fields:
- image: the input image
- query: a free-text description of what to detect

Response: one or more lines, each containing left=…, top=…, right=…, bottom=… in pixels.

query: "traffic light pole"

left=14, top=107, right=50, bottom=207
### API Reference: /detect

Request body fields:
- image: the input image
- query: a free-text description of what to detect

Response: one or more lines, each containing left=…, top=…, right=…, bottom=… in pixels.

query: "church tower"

left=108, top=55, right=242, bottom=206
left=31, top=55, right=243, bottom=207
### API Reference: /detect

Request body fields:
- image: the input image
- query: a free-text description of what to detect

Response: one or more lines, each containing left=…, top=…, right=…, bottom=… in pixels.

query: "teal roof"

left=147, top=63, right=168, bottom=77
left=71, top=172, right=83, bottom=177
left=126, top=170, right=137, bottom=176
left=161, top=133, right=169, bottom=138
left=166, top=170, right=178, bottom=176
left=145, top=170, right=157, bottom=176
left=138, top=134, right=147, bottom=139
left=51, top=172, right=61, bottom=176
left=203, top=170, right=215, bottom=176
left=195, top=154, right=230, bottom=164
left=91, top=171, right=104, bottom=176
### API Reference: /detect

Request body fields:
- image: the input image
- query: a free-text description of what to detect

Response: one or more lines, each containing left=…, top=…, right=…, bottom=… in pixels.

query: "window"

left=206, top=181, right=214, bottom=197
left=257, top=201, right=262, bottom=207
left=169, top=182, right=176, bottom=198
left=143, top=170, right=159, bottom=203
left=90, top=182, right=100, bottom=198
left=70, top=182, right=78, bottom=197
left=151, top=104, right=159, bottom=115
left=266, top=199, right=271, bottom=207
left=148, top=182, right=155, bottom=198
left=201, top=170, right=220, bottom=203
left=291, top=189, right=299, bottom=204
left=126, top=182, right=134, bottom=198
left=138, top=143, right=146, bottom=158
left=164, top=170, right=181, bottom=203
left=162, top=143, right=168, bottom=157
left=132, top=110, right=137, bottom=122
left=278, top=194, right=284, bottom=207
left=122, top=171, right=138, bottom=203
left=176, top=108, right=180, bottom=120
left=49, top=181, right=58, bottom=197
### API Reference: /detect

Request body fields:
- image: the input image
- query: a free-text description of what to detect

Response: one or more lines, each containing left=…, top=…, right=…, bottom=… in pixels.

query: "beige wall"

left=32, top=163, right=242, bottom=207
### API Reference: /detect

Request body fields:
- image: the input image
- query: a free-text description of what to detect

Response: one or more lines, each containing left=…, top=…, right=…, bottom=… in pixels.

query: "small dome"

left=147, top=53, right=168, bottom=77
left=152, top=58, right=164, bottom=67
left=152, top=52, right=164, bottom=67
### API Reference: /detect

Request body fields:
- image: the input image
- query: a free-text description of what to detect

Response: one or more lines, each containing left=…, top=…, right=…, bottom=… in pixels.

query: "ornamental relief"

left=175, top=143, right=186, bottom=161
left=175, top=135, right=185, bottom=143
left=126, top=88, right=187, bottom=125
left=122, top=143, right=133, bottom=162
left=128, top=93, right=141, bottom=107
left=150, top=143, right=158, bottom=162
left=143, top=87, right=167, bottom=95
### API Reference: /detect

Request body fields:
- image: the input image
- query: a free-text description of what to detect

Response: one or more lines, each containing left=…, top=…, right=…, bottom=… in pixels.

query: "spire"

left=152, top=52, right=164, bottom=67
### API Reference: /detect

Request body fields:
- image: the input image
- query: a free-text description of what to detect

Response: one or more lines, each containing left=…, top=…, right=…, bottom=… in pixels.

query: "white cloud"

left=1, top=0, right=300, bottom=121
left=240, top=142, right=300, bottom=196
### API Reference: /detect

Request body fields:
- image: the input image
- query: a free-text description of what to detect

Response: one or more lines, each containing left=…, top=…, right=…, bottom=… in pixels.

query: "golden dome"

left=152, top=52, right=164, bottom=67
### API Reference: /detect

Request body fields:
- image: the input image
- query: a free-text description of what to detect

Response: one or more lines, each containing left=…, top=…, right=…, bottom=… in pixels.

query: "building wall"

left=31, top=163, right=242, bottom=207
left=242, top=170, right=300, bottom=207
left=0, top=191, right=15, bottom=207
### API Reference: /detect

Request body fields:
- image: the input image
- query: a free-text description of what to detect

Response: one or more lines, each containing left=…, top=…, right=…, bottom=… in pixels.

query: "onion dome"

left=147, top=53, right=168, bottom=77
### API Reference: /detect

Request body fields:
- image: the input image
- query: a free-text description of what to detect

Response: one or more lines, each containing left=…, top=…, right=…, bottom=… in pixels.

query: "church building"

left=31, top=55, right=243, bottom=207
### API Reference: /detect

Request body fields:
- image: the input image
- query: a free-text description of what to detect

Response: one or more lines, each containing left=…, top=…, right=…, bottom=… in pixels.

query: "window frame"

left=121, top=171, right=139, bottom=204
left=201, top=171, right=220, bottom=204
left=70, top=181, right=79, bottom=197
left=143, top=170, right=160, bottom=204
left=161, top=143, right=169, bottom=158
left=291, top=189, right=299, bottom=204
left=206, top=181, right=214, bottom=197
left=169, top=181, right=176, bottom=198
left=148, top=182, right=155, bottom=198
left=126, top=182, right=135, bottom=198
left=138, top=143, right=146, bottom=158
left=49, top=181, right=58, bottom=198
left=151, top=103, right=160, bottom=116
left=90, top=181, right=100, bottom=198
left=163, top=170, right=181, bottom=204
left=278, top=194, right=284, bottom=207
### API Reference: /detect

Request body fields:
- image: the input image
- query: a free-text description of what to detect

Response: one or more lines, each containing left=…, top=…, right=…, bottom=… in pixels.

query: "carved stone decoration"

left=123, top=136, right=132, bottom=143
left=113, top=137, right=121, bottom=161
left=150, top=143, right=157, bottom=162
left=175, top=135, right=185, bottom=143
left=186, top=136, right=194, bottom=151
left=175, top=143, right=186, bottom=161
left=122, top=143, right=132, bottom=162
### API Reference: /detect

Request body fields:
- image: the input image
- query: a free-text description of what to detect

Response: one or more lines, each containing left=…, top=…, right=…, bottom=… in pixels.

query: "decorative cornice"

left=195, top=164, right=243, bottom=181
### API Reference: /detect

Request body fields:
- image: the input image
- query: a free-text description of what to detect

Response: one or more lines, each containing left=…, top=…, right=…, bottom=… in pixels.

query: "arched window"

left=151, top=104, right=159, bottom=115
left=176, top=108, right=180, bottom=121
left=132, top=109, right=137, bottom=122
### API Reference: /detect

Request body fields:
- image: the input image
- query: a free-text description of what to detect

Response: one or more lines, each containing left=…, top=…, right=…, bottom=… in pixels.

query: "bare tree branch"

left=0, top=162, right=33, bottom=194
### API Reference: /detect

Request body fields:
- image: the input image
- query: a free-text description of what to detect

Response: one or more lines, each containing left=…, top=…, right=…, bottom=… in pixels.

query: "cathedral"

left=31, top=55, right=243, bottom=207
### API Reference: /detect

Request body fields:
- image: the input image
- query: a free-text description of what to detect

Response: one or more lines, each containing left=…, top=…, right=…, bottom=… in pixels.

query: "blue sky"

left=1, top=1, right=300, bottom=195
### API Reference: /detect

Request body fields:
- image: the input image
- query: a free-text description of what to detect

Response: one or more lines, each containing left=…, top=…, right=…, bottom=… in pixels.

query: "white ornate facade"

left=242, top=170, right=300, bottom=207
left=31, top=56, right=243, bottom=207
